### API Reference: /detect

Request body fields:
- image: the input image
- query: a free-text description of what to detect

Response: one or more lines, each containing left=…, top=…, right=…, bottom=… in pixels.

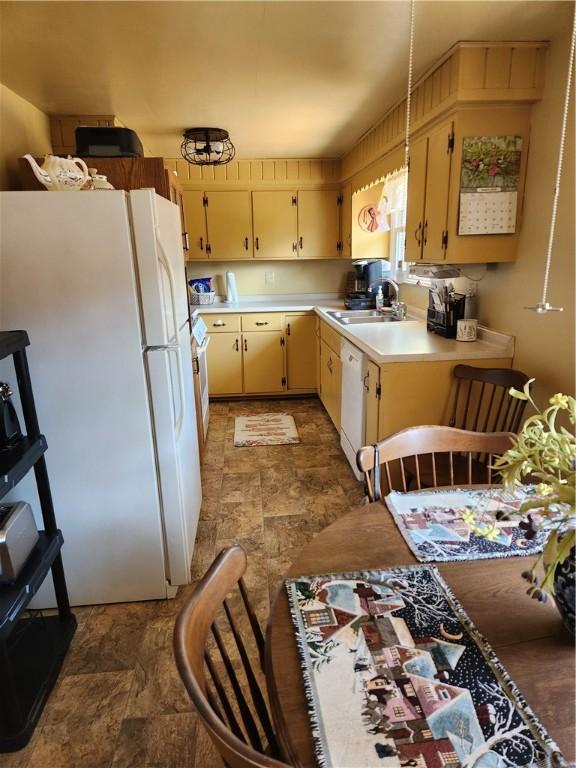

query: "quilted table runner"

left=286, top=566, right=565, bottom=768
left=384, top=487, right=546, bottom=563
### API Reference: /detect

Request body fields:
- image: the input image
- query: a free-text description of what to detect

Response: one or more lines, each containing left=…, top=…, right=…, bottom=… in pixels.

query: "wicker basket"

left=189, top=290, right=216, bottom=305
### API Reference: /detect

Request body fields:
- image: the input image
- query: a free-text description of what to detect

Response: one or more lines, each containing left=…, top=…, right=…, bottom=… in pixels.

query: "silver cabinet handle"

left=255, top=321, right=269, bottom=326
left=213, top=321, right=226, bottom=327
left=182, top=232, right=190, bottom=251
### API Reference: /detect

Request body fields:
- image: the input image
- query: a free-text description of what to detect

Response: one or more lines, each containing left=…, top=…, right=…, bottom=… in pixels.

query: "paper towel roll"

left=226, top=271, right=239, bottom=304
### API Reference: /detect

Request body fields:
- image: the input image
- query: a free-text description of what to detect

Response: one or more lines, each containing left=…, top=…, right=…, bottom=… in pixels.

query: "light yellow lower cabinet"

left=319, top=339, right=342, bottom=431
left=206, top=333, right=243, bottom=395
left=242, top=331, right=285, bottom=394
left=376, top=357, right=512, bottom=439
left=364, top=360, right=380, bottom=446
left=285, top=314, right=317, bottom=390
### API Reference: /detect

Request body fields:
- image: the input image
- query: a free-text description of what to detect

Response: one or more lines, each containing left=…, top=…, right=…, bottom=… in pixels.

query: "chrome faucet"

left=368, top=277, right=406, bottom=319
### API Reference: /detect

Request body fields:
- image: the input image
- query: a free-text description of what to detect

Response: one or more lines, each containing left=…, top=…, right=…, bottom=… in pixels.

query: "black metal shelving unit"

left=0, top=331, right=76, bottom=752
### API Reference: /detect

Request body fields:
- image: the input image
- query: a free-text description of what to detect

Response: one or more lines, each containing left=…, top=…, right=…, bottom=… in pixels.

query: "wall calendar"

left=458, top=135, right=523, bottom=235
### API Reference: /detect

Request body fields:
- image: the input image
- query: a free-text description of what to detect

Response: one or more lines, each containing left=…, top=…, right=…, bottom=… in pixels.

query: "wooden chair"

left=357, top=425, right=514, bottom=501
left=448, top=365, right=530, bottom=433
left=403, top=365, right=529, bottom=489
left=173, top=545, right=290, bottom=768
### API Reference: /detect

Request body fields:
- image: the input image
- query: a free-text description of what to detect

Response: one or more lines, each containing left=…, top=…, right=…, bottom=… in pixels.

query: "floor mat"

left=233, top=412, right=300, bottom=447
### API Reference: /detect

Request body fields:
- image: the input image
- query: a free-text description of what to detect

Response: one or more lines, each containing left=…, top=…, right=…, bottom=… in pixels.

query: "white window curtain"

left=378, top=167, right=408, bottom=273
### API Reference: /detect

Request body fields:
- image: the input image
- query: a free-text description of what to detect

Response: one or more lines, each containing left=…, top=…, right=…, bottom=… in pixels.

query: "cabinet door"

left=170, top=183, right=190, bottom=257
left=365, top=360, right=380, bottom=445
left=252, top=191, right=297, bottom=259
left=340, top=182, right=352, bottom=258
left=243, top=331, right=285, bottom=393
left=422, top=120, right=453, bottom=263
left=405, top=135, right=428, bottom=262
left=298, top=190, right=340, bottom=259
left=206, top=333, right=242, bottom=395
left=319, top=339, right=332, bottom=414
left=331, top=354, right=342, bottom=433
left=285, top=314, right=317, bottom=390
left=183, top=191, right=208, bottom=260
left=320, top=339, right=341, bottom=430
left=205, top=191, right=252, bottom=260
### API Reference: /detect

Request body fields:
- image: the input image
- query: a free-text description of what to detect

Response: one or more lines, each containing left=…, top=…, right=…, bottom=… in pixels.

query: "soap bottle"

left=376, top=286, right=384, bottom=312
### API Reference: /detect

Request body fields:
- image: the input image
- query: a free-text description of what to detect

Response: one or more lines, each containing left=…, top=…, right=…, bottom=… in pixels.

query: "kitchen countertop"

left=195, top=294, right=344, bottom=313
left=194, top=295, right=514, bottom=364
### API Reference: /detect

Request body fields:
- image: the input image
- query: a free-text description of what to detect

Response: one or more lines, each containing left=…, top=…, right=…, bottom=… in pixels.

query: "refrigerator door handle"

left=168, top=346, right=185, bottom=438
left=155, top=226, right=179, bottom=343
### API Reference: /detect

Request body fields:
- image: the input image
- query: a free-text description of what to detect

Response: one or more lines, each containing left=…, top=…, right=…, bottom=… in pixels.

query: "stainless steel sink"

left=327, top=310, right=415, bottom=326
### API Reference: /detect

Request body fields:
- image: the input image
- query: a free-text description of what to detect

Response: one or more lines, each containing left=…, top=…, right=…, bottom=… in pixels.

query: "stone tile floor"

left=3, top=397, right=364, bottom=768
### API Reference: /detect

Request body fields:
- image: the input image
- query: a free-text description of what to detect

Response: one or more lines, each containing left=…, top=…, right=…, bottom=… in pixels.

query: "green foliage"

left=490, top=382, right=576, bottom=595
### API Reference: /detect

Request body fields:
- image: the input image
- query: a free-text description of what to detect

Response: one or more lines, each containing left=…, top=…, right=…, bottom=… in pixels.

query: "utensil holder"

left=427, top=293, right=466, bottom=338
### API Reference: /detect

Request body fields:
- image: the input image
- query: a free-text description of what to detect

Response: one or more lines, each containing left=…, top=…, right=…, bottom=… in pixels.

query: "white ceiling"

left=0, top=1, right=572, bottom=158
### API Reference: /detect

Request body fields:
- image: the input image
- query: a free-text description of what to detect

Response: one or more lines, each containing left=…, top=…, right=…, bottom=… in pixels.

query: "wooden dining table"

left=265, top=500, right=575, bottom=768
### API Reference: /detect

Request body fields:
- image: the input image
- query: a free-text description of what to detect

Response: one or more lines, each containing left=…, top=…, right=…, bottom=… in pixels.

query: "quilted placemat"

left=233, top=412, right=299, bottom=447
left=286, top=566, right=566, bottom=768
left=384, top=487, right=546, bottom=563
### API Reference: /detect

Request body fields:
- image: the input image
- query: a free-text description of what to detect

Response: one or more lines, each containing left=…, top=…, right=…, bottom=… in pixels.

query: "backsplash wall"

left=186, top=259, right=351, bottom=297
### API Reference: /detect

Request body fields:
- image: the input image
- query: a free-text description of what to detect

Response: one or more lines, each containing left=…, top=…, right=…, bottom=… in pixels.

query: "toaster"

left=0, top=501, right=39, bottom=582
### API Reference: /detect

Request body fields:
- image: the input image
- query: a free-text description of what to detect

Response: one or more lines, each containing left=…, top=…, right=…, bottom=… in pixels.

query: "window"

left=377, top=167, right=407, bottom=277
left=393, top=706, right=406, bottom=717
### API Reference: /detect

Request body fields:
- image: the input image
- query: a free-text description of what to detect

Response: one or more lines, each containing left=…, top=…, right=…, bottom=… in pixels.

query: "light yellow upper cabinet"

left=251, top=191, right=298, bottom=260
left=340, top=183, right=352, bottom=259
left=405, top=119, right=454, bottom=263
left=206, top=332, right=243, bottom=395
left=405, top=135, right=428, bottom=263
left=297, top=190, right=340, bottom=259
left=285, top=313, right=317, bottom=390
left=445, top=108, right=531, bottom=264
left=422, top=120, right=454, bottom=263
left=405, top=108, right=531, bottom=264
left=182, top=191, right=208, bottom=260
left=242, top=331, right=285, bottom=393
left=205, top=191, right=252, bottom=260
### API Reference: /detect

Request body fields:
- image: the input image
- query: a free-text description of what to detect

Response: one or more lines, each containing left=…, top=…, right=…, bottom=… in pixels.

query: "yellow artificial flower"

left=550, top=393, right=570, bottom=408
left=535, top=483, right=553, bottom=496
left=484, top=526, right=500, bottom=541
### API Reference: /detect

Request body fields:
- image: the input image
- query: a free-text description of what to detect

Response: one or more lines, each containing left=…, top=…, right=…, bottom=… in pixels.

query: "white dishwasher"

left=340, top=338, right=367, bottom=481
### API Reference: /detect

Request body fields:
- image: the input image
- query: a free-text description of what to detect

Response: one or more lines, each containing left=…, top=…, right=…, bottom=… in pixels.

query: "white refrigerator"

left=0, top=189, right=202, bottom=605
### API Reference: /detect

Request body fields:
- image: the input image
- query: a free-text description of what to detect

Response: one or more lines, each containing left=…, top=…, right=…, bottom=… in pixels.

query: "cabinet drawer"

left=203, top=314, right=241, bottom=333
left=241, top=313, right=282, bottom=332
left=320, top=321, right=342, bottom=358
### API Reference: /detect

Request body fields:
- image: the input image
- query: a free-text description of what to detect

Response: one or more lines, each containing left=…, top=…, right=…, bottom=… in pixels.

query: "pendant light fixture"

left=525, top=12, right=575, bottom=314
left=180, top=127, right=236, bottom=166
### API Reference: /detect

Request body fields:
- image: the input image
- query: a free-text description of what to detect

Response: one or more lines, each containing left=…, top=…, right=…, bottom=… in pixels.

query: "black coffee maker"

left=345, top=260, right=393, bottom=309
